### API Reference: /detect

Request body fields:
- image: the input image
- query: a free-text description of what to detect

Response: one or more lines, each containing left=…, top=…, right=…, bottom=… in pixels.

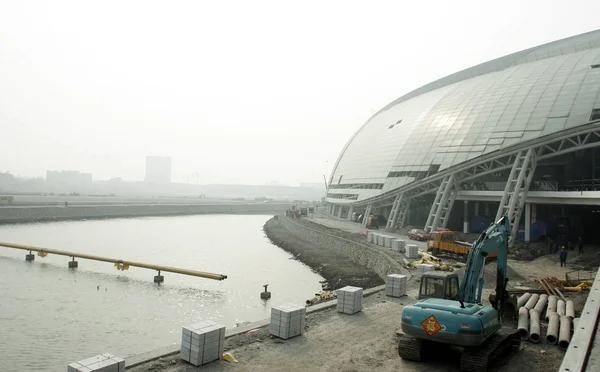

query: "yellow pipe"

left=0, top=241, right=227, bottom=281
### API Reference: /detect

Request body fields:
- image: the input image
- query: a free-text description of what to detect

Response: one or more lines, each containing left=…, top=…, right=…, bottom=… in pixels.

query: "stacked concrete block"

left=417, top=264, right=436, bottom=273
left=376, top=234, right=385, bottom=246
left=270, top=303, right=306, bottom=339
left=367, top=232, right=375, bottom=243
left=406, top=244, right=419, bottom=259
left=68, top=353, right=125, bottom=372
left=384, top=236, right=393, bottom=248
left=336, top=286, right=363, bottom=314
left=181, top=320, right=225, bottom=366
left=391, top=239, right=405, bottom=253
left=386, top=274, right=407, bottom=297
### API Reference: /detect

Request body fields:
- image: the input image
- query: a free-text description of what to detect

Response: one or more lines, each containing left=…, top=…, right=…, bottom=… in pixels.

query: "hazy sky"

left=1, top=1, right=599, bottom=185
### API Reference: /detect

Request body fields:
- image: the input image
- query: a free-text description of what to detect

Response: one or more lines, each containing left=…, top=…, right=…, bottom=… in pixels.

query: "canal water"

left=0, top=215, right=323, bottom=372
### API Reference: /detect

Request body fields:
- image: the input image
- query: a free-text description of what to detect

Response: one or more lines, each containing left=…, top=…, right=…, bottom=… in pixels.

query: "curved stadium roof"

left=328, top=29, right=600, bottom=203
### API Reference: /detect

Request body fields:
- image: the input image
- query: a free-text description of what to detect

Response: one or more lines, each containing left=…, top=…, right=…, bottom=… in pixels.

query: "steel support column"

left=495, top=148, right=537, bottom=245
left=362, top=204, right=372, bottom=227
left=425, top=174, right=458, bottom=233
left=463, top=201, right=469, bottom=233
left=525, top=203, right=531, bottom=242
left=346, top=205, right=354, bottom=221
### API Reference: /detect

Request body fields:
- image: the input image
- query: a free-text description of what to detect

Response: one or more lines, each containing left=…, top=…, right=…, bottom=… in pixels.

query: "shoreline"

left=0, top=203, right=288, bottom=225
left=262, top=215, right=385, bottom=290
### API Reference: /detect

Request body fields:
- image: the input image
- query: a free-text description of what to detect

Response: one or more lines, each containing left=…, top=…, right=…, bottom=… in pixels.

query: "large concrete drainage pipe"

left=533, top=294, right=548, bottom=314
left=546, top=312, right=560, bottom=345
left=558, top=315, right=572, bottom=351
left=524, top=294, right=539, bottom=310
left=517, top=307, right=529, bottom=340
left=517, top=293, right=531, bottom=308
left=557, top=299, right=566, bottom=316
left=566, top=300, right=575, bottom=320
left=529, top=309, right=541, bottom=344
left=546, top=296, right=558, bottom=320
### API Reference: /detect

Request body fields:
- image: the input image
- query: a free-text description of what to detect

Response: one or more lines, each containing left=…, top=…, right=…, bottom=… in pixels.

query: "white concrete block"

left=68, top=354, right=125, bottom=372
left=367, top=232, right=374, bottom=243
left=336, top=286, right=363, bottom=314
left=181, top=320, right=225, bottom=366
left=270, top=303, right=306, bottom=339
left=405, top=244, right=419, bottom=259
left=417, top=264, right=436, bottom=273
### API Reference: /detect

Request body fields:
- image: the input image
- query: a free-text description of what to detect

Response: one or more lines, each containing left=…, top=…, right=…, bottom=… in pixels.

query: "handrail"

left=0, top=241, right=227, bottom=281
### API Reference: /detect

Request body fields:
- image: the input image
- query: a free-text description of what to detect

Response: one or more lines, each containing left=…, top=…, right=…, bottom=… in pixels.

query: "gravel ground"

left=128, top=287, right=567, bottom=372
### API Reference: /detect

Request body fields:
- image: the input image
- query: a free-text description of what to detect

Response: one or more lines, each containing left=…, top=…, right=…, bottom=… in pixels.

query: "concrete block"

left=68, top=354, right=125, bottom=372
left=392, top=239, right=406, bottom=253
left=181, top=320, right=225, bottom=366
left=405, top=244, right=419, bottom=259
left=417, top=264, right=436, bottom=273
left=367, top=232, right=374, bottom=243
left=336, top=286, right=363, bottom=314
left=270, top=303, right=306, bottom=339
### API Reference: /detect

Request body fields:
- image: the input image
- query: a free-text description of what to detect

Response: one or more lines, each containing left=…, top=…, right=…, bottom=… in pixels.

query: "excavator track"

left=460, top=327, right=521, bottom=372
left=397, top=335, right=427, bottom=362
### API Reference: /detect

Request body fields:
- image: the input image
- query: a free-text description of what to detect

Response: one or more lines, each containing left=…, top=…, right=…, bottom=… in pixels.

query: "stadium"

left=325, top=29, right=600, bottom=244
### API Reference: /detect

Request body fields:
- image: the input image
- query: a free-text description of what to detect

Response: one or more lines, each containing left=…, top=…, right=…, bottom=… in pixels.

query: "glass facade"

left=329, top=30, right=600, bottom=202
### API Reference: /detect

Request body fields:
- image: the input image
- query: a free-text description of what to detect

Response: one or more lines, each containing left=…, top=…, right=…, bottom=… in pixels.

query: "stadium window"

left=591, top=109, right=600, bottom=121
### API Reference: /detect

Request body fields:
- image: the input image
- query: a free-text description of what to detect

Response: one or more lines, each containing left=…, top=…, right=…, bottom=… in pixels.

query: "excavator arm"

left=457, top=216, right=510, bottom=309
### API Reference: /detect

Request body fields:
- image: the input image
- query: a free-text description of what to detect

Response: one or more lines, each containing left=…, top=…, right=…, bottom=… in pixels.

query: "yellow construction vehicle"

left=427, top=230, right=498, bottom=259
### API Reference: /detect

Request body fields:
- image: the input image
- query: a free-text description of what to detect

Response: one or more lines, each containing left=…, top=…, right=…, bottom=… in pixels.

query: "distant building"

left=145, top=156, right=171, bottom=183
left=46, top=170, right=92, bottom=190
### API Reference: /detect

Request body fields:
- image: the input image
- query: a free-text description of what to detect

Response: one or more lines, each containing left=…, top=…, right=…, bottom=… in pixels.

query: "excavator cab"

left=418, top=272, right=459, bottom=300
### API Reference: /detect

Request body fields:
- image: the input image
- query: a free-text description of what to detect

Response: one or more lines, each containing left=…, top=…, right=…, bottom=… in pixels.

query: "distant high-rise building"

left=145, top=156, right=171, bottom=183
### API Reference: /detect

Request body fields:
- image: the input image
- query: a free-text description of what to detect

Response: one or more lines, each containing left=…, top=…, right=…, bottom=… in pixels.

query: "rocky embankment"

left=263, top=216, right=409, bottom=290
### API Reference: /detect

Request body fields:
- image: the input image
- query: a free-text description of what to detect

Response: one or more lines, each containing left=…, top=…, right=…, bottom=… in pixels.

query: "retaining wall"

left=280, top=217, right=405, bottom=280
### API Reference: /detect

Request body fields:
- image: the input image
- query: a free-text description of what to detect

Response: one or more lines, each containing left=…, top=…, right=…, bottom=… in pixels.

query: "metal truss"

left=424, top=174, right=459, bottom=233
left=348, top=120, right=600, bottom=208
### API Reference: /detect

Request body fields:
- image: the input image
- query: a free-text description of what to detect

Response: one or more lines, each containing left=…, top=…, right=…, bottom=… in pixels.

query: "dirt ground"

left=129, top=284, right=567, bottom=372
left=128, top=215, right=596, bottom=372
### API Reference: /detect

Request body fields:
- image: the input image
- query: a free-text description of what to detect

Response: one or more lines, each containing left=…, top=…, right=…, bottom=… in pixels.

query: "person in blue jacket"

left=559, top=246, right=568, bottom=267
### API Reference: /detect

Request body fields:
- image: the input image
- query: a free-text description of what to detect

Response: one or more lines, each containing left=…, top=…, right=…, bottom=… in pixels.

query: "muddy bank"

left=263, top=216, right=386, bottom=290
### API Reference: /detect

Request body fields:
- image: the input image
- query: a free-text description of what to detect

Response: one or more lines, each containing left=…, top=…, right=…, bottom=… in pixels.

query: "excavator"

left=398, top=215, right=520, bottom=372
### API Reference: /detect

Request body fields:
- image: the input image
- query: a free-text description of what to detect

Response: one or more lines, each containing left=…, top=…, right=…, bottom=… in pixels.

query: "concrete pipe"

left=524, top=293, right=539, bottom=310
left=547, top=295, right=558, bottom=316
left=557, top=299, right=566, bottom=316
left=517, top=292, right=532, bottom=308
left=545, top=311, right=556, bottom=323
left=533, top=294, right=548, bottom=314
left=546, top=312, right=560, bottom=345
left=558, top=315, right=572, bottom=351
left=529, top=309, right=541, bottom=344
left=566, top=300, right=575, bottom=320
left=517, top=307, right=529, bottom=340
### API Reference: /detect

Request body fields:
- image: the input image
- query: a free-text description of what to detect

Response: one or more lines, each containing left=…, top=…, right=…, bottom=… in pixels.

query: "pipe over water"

left=518, top=307, right=529, bottom=340
left=524, top=293, right=539, bottom=310
left=533, top=294, right=548, bottom=314
left=517, top=292, right=531, bottom=308
left=566, top=300, right=575, bottom=320
left=557, top=299, right=566, bottom=316
left=529, top=309, right=541, bottom=344
left=558, top=315, right=572, bottom=350
left=546, top=312, right=560, bottom=345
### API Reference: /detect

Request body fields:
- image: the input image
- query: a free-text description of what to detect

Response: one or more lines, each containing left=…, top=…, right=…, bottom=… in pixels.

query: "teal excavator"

left=398, top=215, right=520, bottom=372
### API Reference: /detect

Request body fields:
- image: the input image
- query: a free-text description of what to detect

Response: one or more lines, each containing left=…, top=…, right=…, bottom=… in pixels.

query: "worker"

left=578, top=235, right=584, bottom=254
left=559, top=246, right=568, bottom=267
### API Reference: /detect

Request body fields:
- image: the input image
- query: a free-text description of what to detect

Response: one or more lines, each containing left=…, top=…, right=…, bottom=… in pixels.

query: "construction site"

left=125, top=210, right=599, bottom=372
